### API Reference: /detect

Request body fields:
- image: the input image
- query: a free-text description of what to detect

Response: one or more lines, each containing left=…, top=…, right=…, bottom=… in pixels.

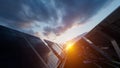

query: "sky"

left=0, top=0, right=120, bottom=43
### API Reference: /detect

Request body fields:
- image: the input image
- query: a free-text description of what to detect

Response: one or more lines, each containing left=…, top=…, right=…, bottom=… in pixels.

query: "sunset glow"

left=65, top=41, right=75, bottom=51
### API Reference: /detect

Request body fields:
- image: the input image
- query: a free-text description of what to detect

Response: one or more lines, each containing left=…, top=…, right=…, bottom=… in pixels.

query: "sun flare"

left=65, top=41, right=74, bottom=51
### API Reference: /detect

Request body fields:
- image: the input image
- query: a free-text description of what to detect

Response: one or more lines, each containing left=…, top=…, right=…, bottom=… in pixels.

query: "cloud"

left=0, top=0, right=112, bottom=38
left=43, top=0, right=112, bottom=36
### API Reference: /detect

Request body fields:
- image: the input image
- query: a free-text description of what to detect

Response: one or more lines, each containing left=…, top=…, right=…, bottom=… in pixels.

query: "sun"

left=65, top=41, right=74, bottom=51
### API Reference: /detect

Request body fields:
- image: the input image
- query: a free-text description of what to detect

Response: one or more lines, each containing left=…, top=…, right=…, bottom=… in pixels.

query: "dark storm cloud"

left=0, top=0, right=112, bottom=37
left=61, top=0, right=109, bottom=23
left=0, top=0, right=51, bottom=21
left=43, top=0, right=112, bottom=36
